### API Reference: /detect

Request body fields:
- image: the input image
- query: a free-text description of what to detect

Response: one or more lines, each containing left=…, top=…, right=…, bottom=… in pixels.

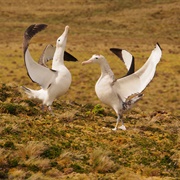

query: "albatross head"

left=82, top=54, right=105, bottom=65
left=56, top=25, right=69, bottom=48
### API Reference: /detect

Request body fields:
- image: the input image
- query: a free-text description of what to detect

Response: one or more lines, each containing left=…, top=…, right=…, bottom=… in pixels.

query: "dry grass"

left=89, top=148, right=116, bottom=173
left=8, top=168, right=27, bottom=180
left=0, top=148, right=7, bottom=167
left=0, top=0, right=180, bottom=179
left=17, top=141, right=47, bottom=159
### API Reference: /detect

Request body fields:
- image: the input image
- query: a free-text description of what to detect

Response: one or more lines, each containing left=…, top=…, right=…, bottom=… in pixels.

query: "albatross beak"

left=65, top=25, right=69, bottom=32
left=63, top=25, right=69, bottom=37
left=82, top=59, right=93, bottom=65
left=59, top=25, right=69, bottom=39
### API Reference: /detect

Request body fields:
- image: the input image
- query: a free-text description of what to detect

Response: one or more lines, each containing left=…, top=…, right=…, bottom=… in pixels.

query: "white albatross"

left=22, top=24, right=77, bottom=112
left=82, top=43, right=162, bottom=130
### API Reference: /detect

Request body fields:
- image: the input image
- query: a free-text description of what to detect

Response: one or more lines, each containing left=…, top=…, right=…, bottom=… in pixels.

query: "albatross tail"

left=21, top=86, right=46, bottom=101
left=21, top=86, right=35, bottom=99
left=123, top=93, right=144, bottom=110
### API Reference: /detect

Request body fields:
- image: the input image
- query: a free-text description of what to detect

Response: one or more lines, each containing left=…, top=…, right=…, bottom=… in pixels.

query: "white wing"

left=38, top=44, right=78, bottom=67
left=121, top=50, right=134, bottom=71
left=38, top=44, right=55, bottom=67
left=25, top=49, right=57, bottom=89
left=110, top=48, right=135, bottom=76
left=113, top=43, right=162, bottom=101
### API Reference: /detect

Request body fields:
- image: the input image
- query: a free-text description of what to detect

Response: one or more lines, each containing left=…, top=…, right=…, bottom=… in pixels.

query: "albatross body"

left=22, top=24, right=76, bottom=111
left=82, top=43, right=162, bottom=130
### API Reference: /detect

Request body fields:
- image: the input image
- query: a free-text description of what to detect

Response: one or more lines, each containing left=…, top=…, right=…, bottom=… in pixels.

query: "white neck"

left=99, top=59, right=114, bottom=79
left=52, top=47, right=64, bottom=69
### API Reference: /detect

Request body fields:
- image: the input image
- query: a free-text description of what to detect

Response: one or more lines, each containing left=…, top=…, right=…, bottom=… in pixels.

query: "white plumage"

left=22, top=24, right=76, bottom=112
left=82, top=43, right=162, bottom=130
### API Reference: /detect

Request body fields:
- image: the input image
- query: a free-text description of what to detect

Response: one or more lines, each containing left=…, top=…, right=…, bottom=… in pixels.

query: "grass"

left=0, top=0, right=180, bottom=179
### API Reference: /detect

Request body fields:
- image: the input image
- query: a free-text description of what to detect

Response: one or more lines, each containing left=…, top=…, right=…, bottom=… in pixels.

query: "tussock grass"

left=0, top=148, right=7, bottom=166
left=8, top=168, right=27, bottom=180
left=0, top=83, right=179, bottom=178
left=17, top=141, right=47, bottom=160
left=90, top=148, right=117, bottom=173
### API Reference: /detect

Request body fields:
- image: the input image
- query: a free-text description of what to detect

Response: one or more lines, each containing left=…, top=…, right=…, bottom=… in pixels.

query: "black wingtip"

left=64, top=51, right=78, bottom=62
left=156, top=42, right=162, bottom=51
left=110, top=48, right=124, bottom=62
left=23, top=24, right=48, bottom=54
left=110, top=48, right=135, bottom=77
left=24, top=24, right=47, bottom=40
left=125, top=57, right=135, bottom=76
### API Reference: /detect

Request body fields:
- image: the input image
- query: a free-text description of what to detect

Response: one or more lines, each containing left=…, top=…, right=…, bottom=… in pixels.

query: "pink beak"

left=82, top=59, right=93, bottom=65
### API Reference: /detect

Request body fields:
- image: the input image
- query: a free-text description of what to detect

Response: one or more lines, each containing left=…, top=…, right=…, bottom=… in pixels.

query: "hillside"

left=0, top=0, right=179, bottom=179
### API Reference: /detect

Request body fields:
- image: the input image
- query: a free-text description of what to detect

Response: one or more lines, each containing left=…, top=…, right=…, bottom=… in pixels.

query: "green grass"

left=0, top=0, right=180, bottom=179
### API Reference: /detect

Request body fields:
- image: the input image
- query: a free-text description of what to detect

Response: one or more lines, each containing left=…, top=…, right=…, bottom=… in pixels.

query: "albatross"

left=22, top=24, right=77, bottom=112
left=82, top=43, right=162, bottom=130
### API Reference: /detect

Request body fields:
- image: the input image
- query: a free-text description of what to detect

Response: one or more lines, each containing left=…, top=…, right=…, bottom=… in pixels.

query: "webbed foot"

left=112, top=127, right=118, bottom=131
left=119, top=125, right=126, bottom=131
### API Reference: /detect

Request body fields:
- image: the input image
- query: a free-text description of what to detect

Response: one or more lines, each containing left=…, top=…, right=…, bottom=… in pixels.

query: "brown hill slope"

left=0, top=0, right=179, bottom=179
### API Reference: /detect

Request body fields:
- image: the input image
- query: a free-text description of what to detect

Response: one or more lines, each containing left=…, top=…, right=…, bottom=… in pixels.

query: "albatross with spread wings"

left=82, top=43, right=162, bottom=130
left=22, top=24, right=77, bottom=112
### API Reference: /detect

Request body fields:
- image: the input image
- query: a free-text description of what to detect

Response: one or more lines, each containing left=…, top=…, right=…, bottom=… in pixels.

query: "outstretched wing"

left=25, top=49, right=57, bottom=89
left=113, top=43, right=162, bottom=101
left=110, top=48, right=135, bottom=76
left=23, top=24, right=57, bottom=89
left=38, top=45, right=78, bottom=67
left=23, top=24, right=47, bottom=53
left=38, top=44, right=55, bottom=67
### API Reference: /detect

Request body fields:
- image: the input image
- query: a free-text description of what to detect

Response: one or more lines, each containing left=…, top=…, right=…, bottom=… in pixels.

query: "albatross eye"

left=58, top=39, right=60, bottom=42
left=95, top=57, right=98, bottom=59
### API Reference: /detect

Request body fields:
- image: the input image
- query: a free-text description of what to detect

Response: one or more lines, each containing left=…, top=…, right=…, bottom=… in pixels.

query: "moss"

left=0, top=84, right=11, bottom=102
left=41, top=146, right=62, bottom=159
left=92, top=104, right=105, bottom=117
left=70, top=163, right=86, bottom=173
left=23, top=99, right=37, bottom=107
left=134, top=136, right=157, bottom=149
left=26, top=107, right=39, bottom=116
left=50, top=161, right=58, bottom=167
left=0, top=103, right=26, bottom=115
left=160, top=155, right=177, bottom=169
left=28, top=165, right=40, bottom=172
left=0, top=102, right=39, bottom=116
left=49, top=128, right=60, bottom=136
left=0, top=170, right=8, bottom=179
left=4, top=141, right=15, bottom=149
left=61, top=141, right=71, bottom=148
left=7, top=158, right=19, bottom=167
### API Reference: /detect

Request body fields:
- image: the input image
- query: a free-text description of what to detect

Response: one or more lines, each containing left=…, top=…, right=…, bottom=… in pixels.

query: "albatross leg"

left=48, top=106, right=54, bottom=116
left=112, top=114, right=120, bottom=131
left=112, top=114, right=126, bottom=131
left=119, top=115, right=126, bottom=130
left=41, top=104, right=45, bottom=111
left=119, top=115, right=126, bottom=131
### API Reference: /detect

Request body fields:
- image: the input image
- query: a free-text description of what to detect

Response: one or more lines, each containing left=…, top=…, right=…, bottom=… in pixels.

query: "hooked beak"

left=82, top=59, right=93, bottom=65
left=58, top=25, right=69, bottom=39
left=63, top=25, right=69, bottom=37
left=65, top=25, right=69, bottom=33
